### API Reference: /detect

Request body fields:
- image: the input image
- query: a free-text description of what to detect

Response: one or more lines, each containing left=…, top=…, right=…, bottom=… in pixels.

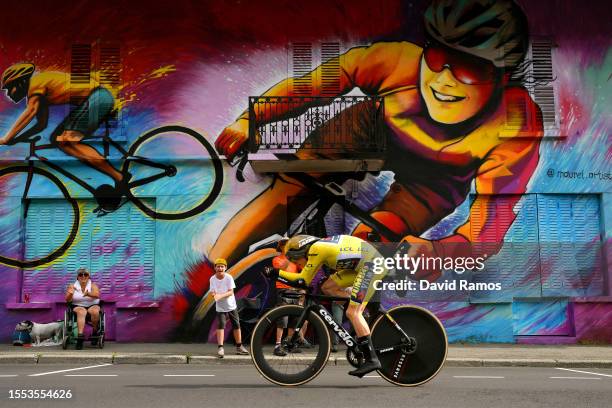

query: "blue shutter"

left=23, top=199, right=155, bottom=301
left=23, top=199, right=91, bottom=301
left=470, top=195, right=540, bottom=302
left=90, top=199, right=155, bottom=299
left=537, top=194, right=603, bottom=297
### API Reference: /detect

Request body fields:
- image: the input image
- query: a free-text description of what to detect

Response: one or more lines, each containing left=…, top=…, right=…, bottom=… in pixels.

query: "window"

left=537, top=194, right=604, bottom=297
left=70, top=42, right=125, bottom=143
left=503, top=38, right=560, bottom=137
left=21, top=199, right=155, bottom=301
left=468, top=194, right=604, bottom=300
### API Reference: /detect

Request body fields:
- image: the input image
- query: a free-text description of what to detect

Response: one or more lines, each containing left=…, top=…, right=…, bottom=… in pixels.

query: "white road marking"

left=556, top=368, right=612, bottom=378
left=453, top=376, right=505, bottom=379
left=29, top=363, right=112, bottom=377
left=163, top=374, right=216, bottom=377
left=363, top=375, right=380, bottom=378
left=0, top=375, right=18, bottom=377
left=65, top=374, right=118, bottom=377
left=549, top=377, right=601, bottom=380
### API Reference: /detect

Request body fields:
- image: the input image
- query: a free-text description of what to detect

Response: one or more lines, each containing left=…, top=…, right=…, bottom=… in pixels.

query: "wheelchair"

left=62, top=302, right=106, bottom=349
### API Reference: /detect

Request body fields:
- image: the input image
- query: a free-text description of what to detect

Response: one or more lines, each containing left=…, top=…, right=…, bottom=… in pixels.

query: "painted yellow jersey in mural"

left=251, top=41, right=542, bottom=242
left=28, top=71, right=119, bottom=105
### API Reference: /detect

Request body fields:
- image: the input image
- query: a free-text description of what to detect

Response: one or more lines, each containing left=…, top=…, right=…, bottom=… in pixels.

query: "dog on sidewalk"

left=16, top=320, right=63, bottom=345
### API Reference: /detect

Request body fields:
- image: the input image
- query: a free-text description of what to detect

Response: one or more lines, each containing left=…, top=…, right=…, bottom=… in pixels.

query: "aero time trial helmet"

left=284, top=235, right=319, bottom=261
left=423, top=0, right=529, bottom=70
left=1, top=63, right=35, bottom=89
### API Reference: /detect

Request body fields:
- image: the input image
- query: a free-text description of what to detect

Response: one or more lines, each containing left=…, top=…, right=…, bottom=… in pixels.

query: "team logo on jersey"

left=336, top=259, right=359, bottom=269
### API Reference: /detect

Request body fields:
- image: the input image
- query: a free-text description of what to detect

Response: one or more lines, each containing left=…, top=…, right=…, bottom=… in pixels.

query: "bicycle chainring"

left=346, top=348, right=365, bottom=368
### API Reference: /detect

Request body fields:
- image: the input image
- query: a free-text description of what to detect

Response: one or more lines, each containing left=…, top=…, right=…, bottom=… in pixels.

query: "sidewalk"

left=1, top=343, right=611, bottom=368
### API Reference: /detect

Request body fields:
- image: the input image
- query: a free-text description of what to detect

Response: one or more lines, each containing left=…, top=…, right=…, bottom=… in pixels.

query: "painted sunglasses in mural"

left=0, top=124, right=222, bottom=268
left=423, top=42, right=503, bottom=85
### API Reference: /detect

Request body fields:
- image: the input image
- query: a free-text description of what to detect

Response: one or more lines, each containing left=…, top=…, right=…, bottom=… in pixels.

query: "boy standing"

left=209, top=258, right=249, bottom=357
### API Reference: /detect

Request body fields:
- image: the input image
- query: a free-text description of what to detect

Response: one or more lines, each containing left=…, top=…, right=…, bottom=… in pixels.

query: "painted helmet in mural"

left=423, top=0, right=529, bottom=69
left=284, top=235, right=319, bottom=261
left=1, top=63, right=35, bottom=89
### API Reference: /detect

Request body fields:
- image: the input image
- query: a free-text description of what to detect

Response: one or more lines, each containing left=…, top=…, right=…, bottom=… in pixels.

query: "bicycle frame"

left=17, top=124, right=175, bottom=208
left=283, top=291, right=415, bottom=355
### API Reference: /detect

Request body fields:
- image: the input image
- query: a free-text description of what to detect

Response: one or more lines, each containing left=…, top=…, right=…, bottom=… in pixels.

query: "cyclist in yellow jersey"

left=0, top=63, right=126, bottom=190
left=277, top=234, right=387, bottom=377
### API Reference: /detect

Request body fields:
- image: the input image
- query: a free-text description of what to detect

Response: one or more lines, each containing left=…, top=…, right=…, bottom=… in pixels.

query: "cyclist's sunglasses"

left=423, top=43, right=502, bottom=85
left=77, top=272, right=89, bottom=277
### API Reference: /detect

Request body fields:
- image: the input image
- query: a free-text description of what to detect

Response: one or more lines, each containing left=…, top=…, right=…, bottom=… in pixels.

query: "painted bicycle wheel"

left=122, top=125, right=223, bottom=220
left=0, top=165, right=79, bottom=268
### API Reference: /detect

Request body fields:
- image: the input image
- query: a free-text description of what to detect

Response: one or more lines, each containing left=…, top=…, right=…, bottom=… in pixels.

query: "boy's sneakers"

left=273, top=344, right=287, bottom=356
left=217, top=346, right=225, bottom=358
left=236, top=345, right=250, bottom=355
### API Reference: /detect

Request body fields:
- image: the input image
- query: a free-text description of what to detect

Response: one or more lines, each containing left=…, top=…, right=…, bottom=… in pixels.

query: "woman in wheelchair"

left=65, top=268, right=101, bottom=349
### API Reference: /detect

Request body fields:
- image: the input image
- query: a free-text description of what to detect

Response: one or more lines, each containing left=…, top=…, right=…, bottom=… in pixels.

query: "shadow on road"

left=127, top=384, right=394, bottom=389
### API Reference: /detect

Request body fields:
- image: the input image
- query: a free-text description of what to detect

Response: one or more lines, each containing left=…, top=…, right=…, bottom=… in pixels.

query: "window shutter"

left=469, top=195, right=540, bottom=301
left=23, top=199, right=92, bottom=301
left=530, top=39, right=558, bottom=135
left=90, top=199, right=155, bottom=299
left=96, top=43, right=124, bottom=140
left=70, top=44, right=92, bottom=132
left=321, top=42, right=340, bottom=96
left=537, top=194, right=603, bottom=296
left=291, top=43, right=313, bottom=95
left=23, top=199, right=155, bottom=301
left=503, top=38, right=559, bottom=137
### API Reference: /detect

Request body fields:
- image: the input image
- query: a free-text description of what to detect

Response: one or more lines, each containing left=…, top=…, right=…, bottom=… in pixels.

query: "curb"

left=37, top=354, right=113, bottom=364
left=113, top=354, right=188, bottom=364
left=1, top=353, right=611, bottom=368
left=188, top=355, right=252, bottom=365
left=0, top=354, right=39, bottom=364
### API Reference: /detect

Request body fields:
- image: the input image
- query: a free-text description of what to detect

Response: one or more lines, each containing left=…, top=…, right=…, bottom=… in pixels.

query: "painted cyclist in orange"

left=213, top=0, right=543, bottom=278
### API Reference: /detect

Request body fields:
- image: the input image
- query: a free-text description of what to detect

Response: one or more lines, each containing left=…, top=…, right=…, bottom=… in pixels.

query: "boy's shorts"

left=216, top=309, right=240, bottom=330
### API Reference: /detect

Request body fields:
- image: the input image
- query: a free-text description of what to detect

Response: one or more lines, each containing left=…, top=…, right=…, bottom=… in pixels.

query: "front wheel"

left=250, top=305, right=331, bottom=386
left=371, top=305, right=447, bottom=386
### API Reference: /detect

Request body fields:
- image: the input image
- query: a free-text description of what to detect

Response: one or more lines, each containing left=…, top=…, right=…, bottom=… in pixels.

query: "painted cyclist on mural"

left=0, top=63, right=125, bottom=188
left=211, top=0, right=543, bottom=284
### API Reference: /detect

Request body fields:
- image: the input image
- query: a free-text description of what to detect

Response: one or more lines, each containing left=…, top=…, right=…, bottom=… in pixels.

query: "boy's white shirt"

left=209, top=273, right=237, bottom=312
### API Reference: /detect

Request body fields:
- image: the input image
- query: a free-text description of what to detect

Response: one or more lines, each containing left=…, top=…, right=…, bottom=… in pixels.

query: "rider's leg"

left=346, top=302, right=370, bottom=337
left=209, top=175, right=307, bottom=265
left=53, top=87, right=122, bottom=183
left=55, top=131, right=123, bottom=182
left=347, top=253, right=384, bottom=377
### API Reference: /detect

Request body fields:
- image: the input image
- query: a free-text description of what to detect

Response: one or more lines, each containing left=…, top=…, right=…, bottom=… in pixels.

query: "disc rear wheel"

left=371, top=305, right=447, bottom=386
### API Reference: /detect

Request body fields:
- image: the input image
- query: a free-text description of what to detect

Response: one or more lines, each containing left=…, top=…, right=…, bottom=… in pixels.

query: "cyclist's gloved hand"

left=263, top=266, right=279, bottom=280
left=215, top=119, right=250, bottom=160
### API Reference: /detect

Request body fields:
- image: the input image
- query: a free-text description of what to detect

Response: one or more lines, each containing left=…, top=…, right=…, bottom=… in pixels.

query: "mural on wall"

left=0, top=0, right=609, bottom=343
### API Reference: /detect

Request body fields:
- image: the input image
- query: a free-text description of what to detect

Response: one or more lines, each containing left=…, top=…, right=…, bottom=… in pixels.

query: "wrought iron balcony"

left=246, top=95, right=386, bottom=172
left=247, top=96, right=385, bottom=155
